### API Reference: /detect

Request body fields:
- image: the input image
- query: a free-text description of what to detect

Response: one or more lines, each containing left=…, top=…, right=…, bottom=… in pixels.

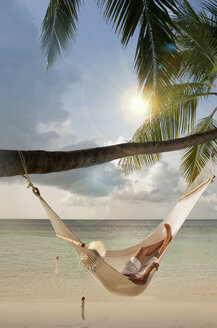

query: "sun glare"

left=121, top=87, right=150, bottom=124
left=131, top=93, right=147, bottom=113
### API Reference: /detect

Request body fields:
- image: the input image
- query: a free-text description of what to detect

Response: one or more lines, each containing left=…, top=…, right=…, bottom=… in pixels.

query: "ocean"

left=0, top=219, right=217, bottom=302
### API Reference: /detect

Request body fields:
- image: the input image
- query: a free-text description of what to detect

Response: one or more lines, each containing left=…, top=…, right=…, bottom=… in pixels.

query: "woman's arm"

left=128, top=262, right=159, bottom=286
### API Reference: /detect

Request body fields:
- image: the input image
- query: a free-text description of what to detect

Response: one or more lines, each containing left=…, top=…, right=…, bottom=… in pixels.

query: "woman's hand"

left=151, top=262, right=159, bottom=271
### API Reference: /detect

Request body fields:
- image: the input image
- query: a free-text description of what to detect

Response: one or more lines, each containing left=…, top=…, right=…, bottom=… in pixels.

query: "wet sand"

left=1, top=297, right=217, bottom=328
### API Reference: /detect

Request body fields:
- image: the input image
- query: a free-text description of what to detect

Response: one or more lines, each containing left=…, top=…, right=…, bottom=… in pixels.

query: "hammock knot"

left=22, top=174, right=34, bottom=189
left=18, top=151, right=41, bottom=198
left=33, top=187, right=40, bottom=197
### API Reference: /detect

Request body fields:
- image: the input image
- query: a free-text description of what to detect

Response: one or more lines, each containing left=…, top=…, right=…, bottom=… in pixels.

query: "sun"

left=131, top=93, right=148, bottom=114
left=121, top=87, right=150, bottom=124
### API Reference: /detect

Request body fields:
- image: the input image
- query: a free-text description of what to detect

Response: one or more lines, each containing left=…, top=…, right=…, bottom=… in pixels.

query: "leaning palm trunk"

left=0, top=128, right=217, bottom=177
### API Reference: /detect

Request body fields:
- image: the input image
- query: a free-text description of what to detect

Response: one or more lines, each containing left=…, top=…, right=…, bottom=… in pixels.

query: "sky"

left=0, top=0, right=216, bottom=220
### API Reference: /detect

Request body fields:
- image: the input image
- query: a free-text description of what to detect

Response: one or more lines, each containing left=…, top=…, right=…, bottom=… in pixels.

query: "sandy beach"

left=1, top=219, right=217, bottom=327
left=1, top=297, right=217, bottom=328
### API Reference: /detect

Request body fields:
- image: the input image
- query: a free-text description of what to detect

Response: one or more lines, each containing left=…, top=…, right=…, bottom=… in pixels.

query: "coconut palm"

left=120, top=0, right=217, bottom=185
left=41, top=0, right=179, bottom=93
left=1, top=1, right=216, bottom=180
left=0, top=129, right=216, bottom=177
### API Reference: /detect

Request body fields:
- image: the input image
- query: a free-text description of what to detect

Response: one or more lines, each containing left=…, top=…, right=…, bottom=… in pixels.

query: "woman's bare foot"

left=164, top=223, right=172, bottom=242
left=151, top=262, right=159, bottom=271
left=156, top=224, right=173, bottom=258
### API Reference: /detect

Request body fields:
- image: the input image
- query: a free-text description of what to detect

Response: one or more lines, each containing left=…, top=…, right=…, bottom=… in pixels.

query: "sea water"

left=0, top=219, right=217, bottom=301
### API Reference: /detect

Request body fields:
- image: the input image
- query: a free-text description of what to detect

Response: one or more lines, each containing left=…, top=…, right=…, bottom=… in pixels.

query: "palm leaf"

left=119, top=149, right=159, bottom=174
left=175, top=1, right=217, bottom=83
left=202, top=0, right=217, bottom=17
left=120, top=81, right=212, bottom=173
left=98, top=0, right=180, bottom=94
left=181, top=112, right=217, bottom=186
left=155, top=82, right=211, bottom=135
left=41, top=0, right=83, bottom=68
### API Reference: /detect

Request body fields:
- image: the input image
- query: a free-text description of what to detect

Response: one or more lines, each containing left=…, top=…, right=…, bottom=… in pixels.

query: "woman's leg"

left=135, top=224, right=172, bottom=263
left=156, top=224, right=172, bottom=258
left=134, top=240, right=164, bottom=264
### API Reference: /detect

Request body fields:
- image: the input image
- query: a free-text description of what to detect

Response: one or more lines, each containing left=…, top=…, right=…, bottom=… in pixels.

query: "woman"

left=122, top=224, right=172, bottom=285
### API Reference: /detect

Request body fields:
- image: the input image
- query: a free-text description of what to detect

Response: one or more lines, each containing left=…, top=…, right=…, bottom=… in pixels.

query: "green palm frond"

left=41, top=0, right=83, bottom=68
left=119, top=114, right=161, bottom=173
left=120, top=81, right=213, bottom=173
left=181, top=111, right=217, bottom=186
left=98, top=0, right=180, bottom=93
left=202, top=0, right=217, bottom=17
left=156, top=82, right=211, bottom=135
left=97, top=0, right=144, bottom=46
left=135, top=5, right=182, bottom=94
left=176, top=1, right=217, bottom=82
left=119, top=146, right=160, bottom=174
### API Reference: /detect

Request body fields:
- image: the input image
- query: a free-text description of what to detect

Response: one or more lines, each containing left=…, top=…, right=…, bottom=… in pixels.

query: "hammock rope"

left=17, top=150, right=215, bottom=297
left=18, top=151, right=88, bottom=314
left=18, top=151, right=41, bottom=197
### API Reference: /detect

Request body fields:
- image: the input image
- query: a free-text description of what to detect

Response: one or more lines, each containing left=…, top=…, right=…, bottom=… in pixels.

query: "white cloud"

left=36, top=119, right=77, bottom=150
left=60, top=193, right=109, bottom=207
left=113, top=161, right=185, bottom=204
left=23, top=140, right=127, bottom=198
left=201, top=193, right=217, bottom=204
left=0, top=0, right=82, bottom=150
left=1, top=0, right=217, bottom=220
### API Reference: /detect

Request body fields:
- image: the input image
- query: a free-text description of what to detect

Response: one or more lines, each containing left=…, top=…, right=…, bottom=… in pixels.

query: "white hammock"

left=26, top=157, right=215, bottom=297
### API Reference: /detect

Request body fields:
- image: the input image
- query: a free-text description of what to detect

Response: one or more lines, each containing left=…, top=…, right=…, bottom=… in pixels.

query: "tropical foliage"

left=120, top=1, right=217, bottom=185
left=41, top=0, right=179, bottom=91
left=41, top=0, right=83, bottom=67
left=41, top=0, right=217, bottom=185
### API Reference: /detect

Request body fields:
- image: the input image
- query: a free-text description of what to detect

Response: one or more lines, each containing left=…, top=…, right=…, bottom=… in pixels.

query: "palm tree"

left=0, top=0, right=216, bottom=179
left=0, top=129, right=216, bottom=177
left=120, top=0, right=217, bottom=185
left=41, top=0, right=179, bottom=92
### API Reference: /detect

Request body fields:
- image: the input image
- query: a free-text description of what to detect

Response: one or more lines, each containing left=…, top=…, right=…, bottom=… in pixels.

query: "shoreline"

left=1, top=294, right=217, bottom=302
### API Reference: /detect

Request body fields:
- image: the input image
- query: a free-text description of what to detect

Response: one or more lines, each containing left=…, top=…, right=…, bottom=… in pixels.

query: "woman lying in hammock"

left=121, top=224, right=172, bottom=285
